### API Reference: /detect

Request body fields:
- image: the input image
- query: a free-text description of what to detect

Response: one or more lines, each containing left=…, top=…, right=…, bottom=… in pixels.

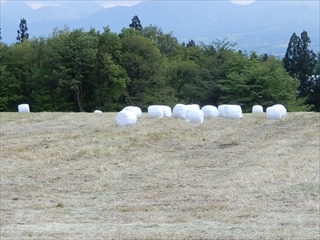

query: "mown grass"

left=0, top=111, right=319, bottom=239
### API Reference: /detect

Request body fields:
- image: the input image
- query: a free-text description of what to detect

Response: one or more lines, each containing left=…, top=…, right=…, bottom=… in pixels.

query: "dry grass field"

left=0, top=111, right=319, bottom=239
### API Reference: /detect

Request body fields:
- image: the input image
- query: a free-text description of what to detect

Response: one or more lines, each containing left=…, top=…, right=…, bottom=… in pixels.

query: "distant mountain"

left=1, top=0, right=104, bottom=22
left=32, top=1, right=104, bottom=22
left=0, top=0, right=34, bottom=21
left=1, top=0, right=319, bottom=57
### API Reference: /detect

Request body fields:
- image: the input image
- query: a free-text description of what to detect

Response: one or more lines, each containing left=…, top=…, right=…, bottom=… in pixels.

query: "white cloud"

left=230, top=0, right=255, bottom=5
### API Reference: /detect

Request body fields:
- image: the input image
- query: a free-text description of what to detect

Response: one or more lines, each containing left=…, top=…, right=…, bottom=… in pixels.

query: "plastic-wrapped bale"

left=218, top=105, right=227, bottom=117
left=173, top=104, right=187, bottom=118
left=115, top=110, right=137, bottom=126
left=161, top=105, right=172, bottom=117
left=223, top=105, right=243, bottom=119
left=252, top=105, right=263, bottom=113
left=94, top=110, right=102, bottom=114
left=185, top=109, right=204, bottom=123
left=123, top=106, right=142, bottom=118
left=148, top=105, right=163, bottom=118
left=266, top=106, right=282, bottom=120
left=273, top=104, right=287, bottom=116
left=186, top=104, right=200, bottom=111
left=201, top=105, right=219, bottom=118
left=18, top=104, right=30, bottom=113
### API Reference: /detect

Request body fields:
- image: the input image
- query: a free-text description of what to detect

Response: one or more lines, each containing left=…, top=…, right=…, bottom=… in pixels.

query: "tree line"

left=0, top=17, right=319, bottom=112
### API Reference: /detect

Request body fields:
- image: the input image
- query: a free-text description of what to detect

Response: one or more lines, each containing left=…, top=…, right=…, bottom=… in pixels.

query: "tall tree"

left=307, top=52, right=320, bottom=111
left=0, top=43, right=10, bottom=111
left=129, top=15, right=142, bottom=31
left=197, top=45, right=238, bottom=106
left=187, top=40, right=237, bottom=106
left=283, top=30, right=317, bottom=109
left=60, top=28, right=99, bottom=112
left=170, top=60, right=201, bottom=103
left=28, top=36, right=65, bottom=112
left=283, top=33, right=300, bottom=76
left=0, top=28, right=2, bottom=41
left=186, top=39, right=196, bottom=47
left=120, top=30, right=175, bottom=108
left=141, top=25, right=180, bottom=58
left=0, top=40, right=34, bottom=110
left=36, top=27, right=75, bottom=111
left=16, top=18, right=29, bottom=43
left=297, top=31, right=317, bottom=97
left=92, top=27, right=129, bottom=111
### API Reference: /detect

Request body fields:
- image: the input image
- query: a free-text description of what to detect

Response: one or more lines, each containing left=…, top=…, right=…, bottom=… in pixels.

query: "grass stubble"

left=0, top=111, right=319, bottom=239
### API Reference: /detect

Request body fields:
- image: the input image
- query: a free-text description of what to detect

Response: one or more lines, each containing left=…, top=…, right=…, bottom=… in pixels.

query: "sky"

left=0, top=0, right=256, bottom=9
left=24, top=1, right=142, bottom=9
left=0, top=0, right=142, bottom=8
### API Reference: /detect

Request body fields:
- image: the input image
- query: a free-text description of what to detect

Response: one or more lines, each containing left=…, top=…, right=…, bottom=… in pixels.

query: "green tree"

left=29, top=27, right=73, bottom=111
left=190, top=39, right=237, bottom=106
left=181, top=43, right=203, bottom=62
left=16, top=18, right=29, bottom=43
left=92, top=27, right=129, bottom=111
left=120, top=30, right=175, bottom=108
left=186, top=39, right=196, bottom=47
left=171, top=60, right=201, bottom=103
left=27, top=36, right=66, bottom=112
left=2, top=40, right=34, bottom=110
left=283, top=33, right=300, bottom=76
left=0, top=63, right=22, bottom=111
left=308, top=52, right=320, bottom=111
left=283, top=30, right=317, bottom=109
left=57, top=28, right=99, bottom=111
left=129, top=15, right=142, bottom=31
left=37, top=27, right=75, bottom=111
left=220, top=53, right=305, bottom=112
left=0, top=54, right=9, bottom=111
left=141, top=25, right=180, bottom=59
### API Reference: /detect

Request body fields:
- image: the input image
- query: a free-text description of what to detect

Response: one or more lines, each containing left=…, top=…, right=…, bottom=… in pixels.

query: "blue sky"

left=0, top=0, right=256, bottom=9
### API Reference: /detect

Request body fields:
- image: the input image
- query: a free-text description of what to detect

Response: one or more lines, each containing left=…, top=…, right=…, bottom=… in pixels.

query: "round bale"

left=115, top=110, right=137, bottom=126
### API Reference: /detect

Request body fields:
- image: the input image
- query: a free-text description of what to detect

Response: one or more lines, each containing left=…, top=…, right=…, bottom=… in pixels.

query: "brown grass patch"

left=1, top=111, right=319, bottom=239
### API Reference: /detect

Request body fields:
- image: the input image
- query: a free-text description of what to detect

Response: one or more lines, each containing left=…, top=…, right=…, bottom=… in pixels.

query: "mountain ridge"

left=1, top=0, right=319, bottom=56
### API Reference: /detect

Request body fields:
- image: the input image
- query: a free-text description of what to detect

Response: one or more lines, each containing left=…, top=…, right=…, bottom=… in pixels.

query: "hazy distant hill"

left=32, top=1, right=104, bottom=22
left=1, top=0, right=319, bottom=56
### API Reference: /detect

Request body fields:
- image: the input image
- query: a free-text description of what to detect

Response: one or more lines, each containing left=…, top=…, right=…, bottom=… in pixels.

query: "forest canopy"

left=0, top=19, right=319, bottom=112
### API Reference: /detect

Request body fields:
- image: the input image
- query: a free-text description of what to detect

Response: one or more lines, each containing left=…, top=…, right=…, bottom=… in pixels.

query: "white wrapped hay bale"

left=115, top=110, right=137, bottom=126
left=185, top=109, right=204, bottom=124
left=266, top=106, right=282, bottom=120
left=273, top=104, right=287, bottom=116
left=94, top=110, right=102, bottom=114
left=148, top=105, right=163, bottom=118
left=201, top=105, right=219, bottom=118
left=173, top=104, right=187, bottom=118
left=161, top=105, right=172, bottom=117
left=186, top=104, right=200, bottom=111
left=18, top=104, right=30, bottom=113
left=123, top=106, right=142, bottom=118
left=218, top=104, right=227, bottom=117
left=223, top=105, right=243, bottom=119
left=252, top=105, right=263, bottom=113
